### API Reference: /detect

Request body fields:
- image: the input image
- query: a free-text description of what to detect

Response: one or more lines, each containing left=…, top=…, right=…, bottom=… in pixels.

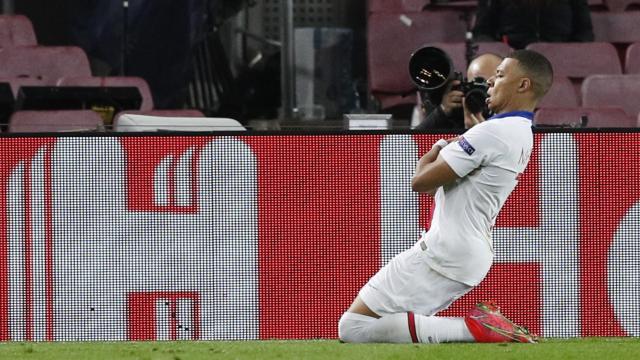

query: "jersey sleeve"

left=439, top=123, right=503, bottom=178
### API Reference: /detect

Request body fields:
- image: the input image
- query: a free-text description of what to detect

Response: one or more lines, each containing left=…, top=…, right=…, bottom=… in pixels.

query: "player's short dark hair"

left=507, top=49, right=554, bottom=99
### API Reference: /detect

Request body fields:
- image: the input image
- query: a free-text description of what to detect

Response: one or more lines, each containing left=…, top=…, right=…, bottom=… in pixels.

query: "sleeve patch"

left=458, top=136, right=476, bottom=155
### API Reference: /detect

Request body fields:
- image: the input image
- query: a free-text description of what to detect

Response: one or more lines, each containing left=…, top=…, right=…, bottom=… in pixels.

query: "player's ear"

left=518, top=77, right=532, bottom=93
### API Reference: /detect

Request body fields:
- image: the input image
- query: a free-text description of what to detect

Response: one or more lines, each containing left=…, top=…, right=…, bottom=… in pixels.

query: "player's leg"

left=339, top=277, right=537, bottom=343
left=338, top=297, right=474, bottom=343
left=339, top=295, right=417, bottom=343
left=338, top=242, right=476, bottom=343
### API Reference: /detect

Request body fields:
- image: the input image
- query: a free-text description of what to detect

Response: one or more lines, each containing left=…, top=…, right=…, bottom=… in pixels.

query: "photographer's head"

left=463, top=53, right=503, bottom=128
left=486, top=49, right=553, bottom=114
left=467, top=53, right=503, bottom=83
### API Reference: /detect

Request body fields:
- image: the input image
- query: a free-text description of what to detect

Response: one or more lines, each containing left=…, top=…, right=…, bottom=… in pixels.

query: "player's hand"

left=440, top=80, right=464, bottom=116
left=463, top=97, right=486, bottom=129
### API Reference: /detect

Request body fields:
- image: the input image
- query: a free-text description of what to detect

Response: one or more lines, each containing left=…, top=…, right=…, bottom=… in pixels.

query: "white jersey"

left=422, top=111, right=534, bottom=286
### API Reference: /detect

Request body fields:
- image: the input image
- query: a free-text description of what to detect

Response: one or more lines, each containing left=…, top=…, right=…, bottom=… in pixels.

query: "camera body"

left=452, top=73, right=490, bottom=115
left=409, top=46, right=490, bottom=115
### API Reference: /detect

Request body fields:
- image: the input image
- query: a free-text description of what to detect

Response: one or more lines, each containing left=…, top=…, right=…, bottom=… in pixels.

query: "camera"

left=409, top=46, right=489, bottom=115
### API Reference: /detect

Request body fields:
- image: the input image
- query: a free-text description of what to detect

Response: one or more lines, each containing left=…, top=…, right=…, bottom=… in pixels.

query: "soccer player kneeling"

left=339, top=50, right=553, bottom=344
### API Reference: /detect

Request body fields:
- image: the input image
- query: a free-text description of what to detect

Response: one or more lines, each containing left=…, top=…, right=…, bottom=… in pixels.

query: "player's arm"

left=412, top=138, right=460, bottom=195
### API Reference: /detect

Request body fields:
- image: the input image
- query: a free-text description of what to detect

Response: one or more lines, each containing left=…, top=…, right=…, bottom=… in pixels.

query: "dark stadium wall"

left=14, top=0, right=73, bottom=45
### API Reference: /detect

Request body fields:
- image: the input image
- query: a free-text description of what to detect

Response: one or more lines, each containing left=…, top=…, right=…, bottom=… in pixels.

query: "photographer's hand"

left=440, top=80, right=464, bottom=116
left=463, top=96, right=486, bottom=129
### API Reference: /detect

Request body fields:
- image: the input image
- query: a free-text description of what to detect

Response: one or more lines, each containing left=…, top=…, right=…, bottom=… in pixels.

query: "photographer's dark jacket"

left=472, top=0, right=594, bottom=49
left=415, top=88, right=464, bottom=130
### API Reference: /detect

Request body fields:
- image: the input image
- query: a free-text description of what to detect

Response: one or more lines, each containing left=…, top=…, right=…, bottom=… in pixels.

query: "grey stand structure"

left=2, top=0, right=14, bottom=14
left=280, top=0, right=296, bottom=121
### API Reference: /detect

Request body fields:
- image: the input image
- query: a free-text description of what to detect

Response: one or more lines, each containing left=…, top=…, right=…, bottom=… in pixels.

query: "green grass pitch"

left=1, top=338, right=639, bottom=360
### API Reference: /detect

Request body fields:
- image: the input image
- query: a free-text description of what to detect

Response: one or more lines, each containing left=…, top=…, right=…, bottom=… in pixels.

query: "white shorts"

left=359, top=241, right=473, bottom=316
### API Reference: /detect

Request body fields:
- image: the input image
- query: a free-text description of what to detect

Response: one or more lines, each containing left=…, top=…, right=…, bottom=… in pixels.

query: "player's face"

left=486, top=58, right=524, bottom=114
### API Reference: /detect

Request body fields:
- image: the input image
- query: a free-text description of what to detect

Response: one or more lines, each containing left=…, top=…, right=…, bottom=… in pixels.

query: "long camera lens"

left=409, top=47, right=454, bottom=90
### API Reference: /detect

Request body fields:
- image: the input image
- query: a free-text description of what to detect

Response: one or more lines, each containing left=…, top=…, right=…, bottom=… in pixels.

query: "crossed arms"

left=411, top=138, right=460, bottom=195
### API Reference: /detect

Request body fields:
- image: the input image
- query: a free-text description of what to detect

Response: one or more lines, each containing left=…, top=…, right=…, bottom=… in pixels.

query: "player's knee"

left=338, top=313, right=355, bottom=343
left=338, top=312, right=370, bottom=343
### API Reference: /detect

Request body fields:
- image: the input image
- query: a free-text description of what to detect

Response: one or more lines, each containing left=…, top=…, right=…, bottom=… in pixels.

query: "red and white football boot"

left=464, top=301, right=538, bottom=343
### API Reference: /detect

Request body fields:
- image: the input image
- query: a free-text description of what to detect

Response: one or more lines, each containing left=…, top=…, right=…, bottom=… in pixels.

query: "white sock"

left=367, top=313, right=414, bottom=343
left=339, top=312, right=475, bottom=344
left=414, top=315, right=475, bottom=343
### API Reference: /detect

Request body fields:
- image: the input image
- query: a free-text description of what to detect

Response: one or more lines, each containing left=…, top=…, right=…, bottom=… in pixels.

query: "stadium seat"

left=624, top=42, right=640, bottom=73
left=58, top=76, right=154, bottom=111
left=537, top=76, right=579, bottom=108
left=591, top=12, right=640, bottom=43
left=0, top=15, right=37, bottom=47
left=368, top=12, right=469, bottom=109
left=526, top=42, right=622, bottom=78
left=604, top=0, right=640, bottom=12
left=582, top=74, right=640, bottom=117
left=0, top=46, right=91, bottom=84
left=534, top=107, right=635, bottom=128
left=114, top=113, right=243, bottom=132
left=368, top=0, right=429, bottom=13
left=8, top=110, right=105, bottom=132
left=525, top=42, right=622, bottom=102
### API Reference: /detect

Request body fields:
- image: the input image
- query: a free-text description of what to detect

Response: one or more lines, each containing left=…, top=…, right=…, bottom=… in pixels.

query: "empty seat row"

left=521, top=41, right=640, bottom=75
left=591, top=11, right=640, bottom=43
left=0, top=46, right=153, bottom=110
left=0, top=46, right=91, bottom=84
left=534, top=41, right=631, bottom=82
left=525, top=42, right=620, bottom=103
left=520, top=74, right=640, bottom=118
left=581, top=74, right=640, bottom=117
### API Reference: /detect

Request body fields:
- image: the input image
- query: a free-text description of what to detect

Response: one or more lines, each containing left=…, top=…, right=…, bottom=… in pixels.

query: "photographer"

left=415, top=53, right=503, bottom=130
